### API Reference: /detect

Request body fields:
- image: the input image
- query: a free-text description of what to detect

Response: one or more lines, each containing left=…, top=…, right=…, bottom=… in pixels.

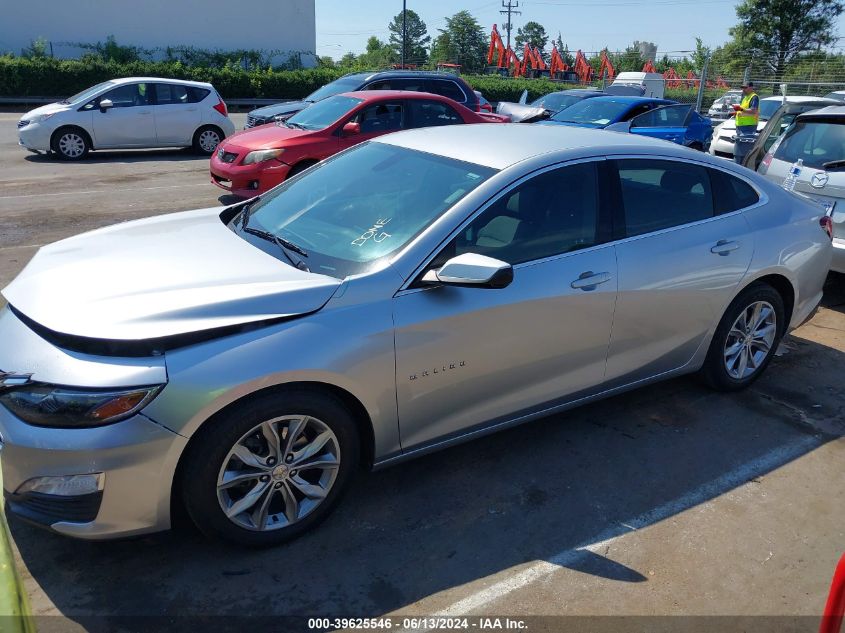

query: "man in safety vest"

left=733, top=81, right=759, bottom=165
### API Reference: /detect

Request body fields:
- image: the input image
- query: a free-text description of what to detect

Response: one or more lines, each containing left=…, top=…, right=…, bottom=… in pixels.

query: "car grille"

left=17, top=120, right=29, bottom=128
left=217, top=147, right=238, bottom=163
left=245, top=115, right=267, bottom=128
left=7, top=490, right=102, bottom=526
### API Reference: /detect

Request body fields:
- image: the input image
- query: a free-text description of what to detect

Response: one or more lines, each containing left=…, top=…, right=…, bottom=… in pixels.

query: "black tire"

left=700, top=282, right=785, bottom=391
left=192, top=125, right=224, bottom=155
left=50, top=126, right=90, bottom=160
left=286, top=160, right=317, bottom=180
left=688, top=142, right=704, bottom=152
left=180, top=388, right=359, bottom=547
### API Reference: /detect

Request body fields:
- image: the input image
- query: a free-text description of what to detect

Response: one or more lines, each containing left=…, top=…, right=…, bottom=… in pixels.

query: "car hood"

left=2, top=208, right=341, bottom=341
left=496, top=102, right=549, bottom=123
left=223, top=124, right=317, bottom=150
left=22, top=103, right=71, bottom=119
left=250, top=100, right=311, bottom=119
left=539, top=120, right=605, bottom=129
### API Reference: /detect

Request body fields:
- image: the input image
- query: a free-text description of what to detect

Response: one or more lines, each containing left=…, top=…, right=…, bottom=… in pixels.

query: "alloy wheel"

left=723, top=300, right=777, bottom=380
left=58, top=133, right=85, bottom=158
left=216, top=415, right=340, bottom=531
left=199, top=129, right=221, bottom=153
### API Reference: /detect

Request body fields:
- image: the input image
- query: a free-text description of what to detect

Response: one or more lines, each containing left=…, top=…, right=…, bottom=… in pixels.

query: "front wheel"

left=700, top=282, right=785, bottom=391
left=180, top=389, right=360, bottom=547
left=51, top=127, right=90, bottom=160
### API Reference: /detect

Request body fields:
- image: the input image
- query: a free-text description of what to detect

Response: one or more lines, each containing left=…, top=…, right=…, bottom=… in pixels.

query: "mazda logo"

left=811, top=172, right=829, bottom=188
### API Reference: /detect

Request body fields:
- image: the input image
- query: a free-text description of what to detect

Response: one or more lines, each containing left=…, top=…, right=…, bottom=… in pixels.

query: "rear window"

left=772, top=119, right=845, bottom=169
left=426, top=80, right=466, bottom=103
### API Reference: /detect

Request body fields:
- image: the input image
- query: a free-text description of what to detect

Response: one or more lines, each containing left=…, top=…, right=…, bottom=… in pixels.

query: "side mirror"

left=99, top=98, right=114, bottom=112
left=342, top=122, right=360, bottom=136
left=421, top=253, right=513, bottom=289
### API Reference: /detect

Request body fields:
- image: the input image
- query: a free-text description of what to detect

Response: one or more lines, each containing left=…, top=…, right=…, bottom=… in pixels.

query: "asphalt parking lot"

left=0, top=110, right=844, bottom=631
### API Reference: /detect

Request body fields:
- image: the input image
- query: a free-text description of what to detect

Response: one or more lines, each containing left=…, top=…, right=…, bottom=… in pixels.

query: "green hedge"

left=0, top=55, right=723, bottom=107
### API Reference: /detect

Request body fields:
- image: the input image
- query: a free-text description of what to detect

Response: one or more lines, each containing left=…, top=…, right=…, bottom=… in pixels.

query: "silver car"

left=0, top=125, right=832, bottom=546
left=758, top=105, right=845, bottom=273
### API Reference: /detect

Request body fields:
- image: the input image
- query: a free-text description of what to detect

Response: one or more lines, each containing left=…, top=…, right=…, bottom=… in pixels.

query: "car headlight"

left=242, top=148, right=285, bottom=165
left=0, top=384, right=163, bottom=428
left=35, top=113, right=57, bottom=123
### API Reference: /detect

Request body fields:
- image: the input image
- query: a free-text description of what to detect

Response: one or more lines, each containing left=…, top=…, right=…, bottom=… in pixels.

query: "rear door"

left=628, top=104, right=693, bottom=145
left=604, top=158, right=755, bottom=388
left=151, top=83, right=205, bottom=145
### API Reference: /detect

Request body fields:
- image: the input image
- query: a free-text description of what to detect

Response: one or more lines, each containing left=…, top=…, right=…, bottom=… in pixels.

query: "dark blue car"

left=541, top=96, right=713, bottom=150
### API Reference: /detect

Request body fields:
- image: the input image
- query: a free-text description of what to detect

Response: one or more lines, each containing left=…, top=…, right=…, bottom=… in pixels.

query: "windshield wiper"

left=242, top=227, right=310, bottom=271
left=822, top=159, right=845, bottom=171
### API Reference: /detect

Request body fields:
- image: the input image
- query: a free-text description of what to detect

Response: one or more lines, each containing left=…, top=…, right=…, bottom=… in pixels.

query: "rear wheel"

left=51, top=127, right=90, bottom=160
left=192, top=125, right=224, bottom=155
left=700, top=282, right=785, bottom=391
left=181, top=389, right=359, bottom=547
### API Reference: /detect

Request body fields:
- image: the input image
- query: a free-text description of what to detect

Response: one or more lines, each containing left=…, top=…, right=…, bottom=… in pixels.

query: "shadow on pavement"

left=9, top=334, right=844, bottom=621
left=24, top=148, right=208, bottom=164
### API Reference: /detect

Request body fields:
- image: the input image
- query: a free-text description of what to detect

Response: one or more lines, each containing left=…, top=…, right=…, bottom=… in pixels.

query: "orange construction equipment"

left=663, top=67, right=683, bottom=89
left=549, top=45, right=569, bottom=78
left=597, top=50, right=615, bottom=81
left=642, top=59, right=657, bottom=73
left=686, top=70, right=700, bottom=89
left=486, top=24, right=506, bottom=68
left=574, top=49, right=593, bottom=83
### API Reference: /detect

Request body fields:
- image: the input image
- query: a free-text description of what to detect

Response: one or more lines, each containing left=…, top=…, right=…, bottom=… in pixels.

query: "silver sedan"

left=0, top=124, right=832, bottom=546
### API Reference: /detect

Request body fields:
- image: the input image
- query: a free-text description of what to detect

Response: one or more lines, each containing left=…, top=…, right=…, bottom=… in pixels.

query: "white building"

left=0, top=0, right=316, bottom=66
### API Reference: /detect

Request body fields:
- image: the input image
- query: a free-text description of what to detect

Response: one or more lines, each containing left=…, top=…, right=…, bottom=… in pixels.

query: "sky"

left=315, top=0, right=845, bottom=59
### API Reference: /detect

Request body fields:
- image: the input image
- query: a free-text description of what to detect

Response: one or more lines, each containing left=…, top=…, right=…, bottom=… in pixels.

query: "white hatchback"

left=17, top=77, right=236, bottom=160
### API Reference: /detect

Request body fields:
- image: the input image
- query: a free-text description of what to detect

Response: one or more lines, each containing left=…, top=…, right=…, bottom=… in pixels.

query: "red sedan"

left=210, top=90, right=508, bottom=197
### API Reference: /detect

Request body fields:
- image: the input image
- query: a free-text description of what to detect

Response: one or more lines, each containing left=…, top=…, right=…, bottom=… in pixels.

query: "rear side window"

left=773, top=119, right=845, bottom=169
left=615, top=159, right=714, bottom=237
left=408, top=100, right=462, bottom=128
left=156, top=84, right=210, bottom=104
left=425, top=80, right=466, bottom=103
left=366, top=78, right=428, bottom=92
left=710, top=170, right=760, bottom=214
left=630, top=104, right=691, bottom=128
left=188, top=86, right=211, bottom=103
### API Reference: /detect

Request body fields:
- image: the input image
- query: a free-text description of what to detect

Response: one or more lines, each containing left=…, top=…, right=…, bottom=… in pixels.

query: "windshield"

left=235, top=143, right=496, bottom=278
left=759, top=100, right=781, bottom=121
left=772, top=119, right=845, bottom=169
left=285, top=95, right=363, bottom=130
left=550, top=99, right=632, bottom=126
left=305, top=77, right=365, bottom=102
left=64, top=81, right=114, bottom=104
left=824, top=92, right=845, bottom=102
left=531, top=92, right=589, bottom=112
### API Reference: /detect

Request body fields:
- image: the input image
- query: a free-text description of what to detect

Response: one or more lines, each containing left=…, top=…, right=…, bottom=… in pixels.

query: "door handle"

left=710, top=240, right=740, bottom=255
left=571, top=271, right=611, bottom=290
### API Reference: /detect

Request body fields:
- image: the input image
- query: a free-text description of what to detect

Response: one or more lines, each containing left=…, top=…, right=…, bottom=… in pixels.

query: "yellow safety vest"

left=736, top=92, right=759, bottom=127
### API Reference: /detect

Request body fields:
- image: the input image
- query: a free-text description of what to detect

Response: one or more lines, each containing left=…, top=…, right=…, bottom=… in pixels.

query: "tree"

left=388, top=9, right=430, bottom=66
left=514, top=21, right=548, bottom=53
left=618, top=43, right=646, bottom=72
left=692, top=37, right=711, bottom=73
left=358, top=36, right=396, bottom=69
left=730, top=0, right=844, bottom=78
left=433, top=11, right=487, bottom=73
left=554, top=32, right=574, bottom=66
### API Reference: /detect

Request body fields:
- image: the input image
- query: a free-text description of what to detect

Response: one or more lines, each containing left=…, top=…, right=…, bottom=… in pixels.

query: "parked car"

left=757, top=105, right=845, bottom=272
left=497, top=89, right=605, bottom=123
left=542, top=96, right=712, bottom=149
left=212, top=91, right=508, bottom=198
left=741, top=100, right=838, bottom=171
left=245, top=71, right=484, bottom=127
left=0, top=125, right=830, bottom=547
left=823, top=90, right=845, bottom=102
left=708, top=96, right=839, bottom=159
left=707, top=90, right=742, bottom=120
left=16, top=77, right=235, bottom=160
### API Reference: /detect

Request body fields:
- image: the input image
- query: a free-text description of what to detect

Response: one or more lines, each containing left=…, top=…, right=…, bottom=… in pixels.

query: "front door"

left=89, top=82, right=156, bottom=147
left=393, top=160, right=618, bottom=450
left=336, top=100, right=406, bottom=151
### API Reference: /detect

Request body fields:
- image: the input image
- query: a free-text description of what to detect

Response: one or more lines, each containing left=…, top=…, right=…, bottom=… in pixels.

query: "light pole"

left=401, top=0, right=407, bottom=68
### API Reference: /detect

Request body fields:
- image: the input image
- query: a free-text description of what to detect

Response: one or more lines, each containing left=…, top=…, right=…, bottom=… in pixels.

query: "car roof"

left=374, top=122, right=697, bottom=170
left=762, top=95, right=839, bottom=103
left=579, top=95, right=672, bottom=105
left=796, top=105, right=845, bottom=119
left=339, top=90, right=456, bottom=102
left=109, top=76, right=213, bottom=88
left=340, top=70, right=469, bottom=82
left=545, top=89, right=605, bottom=97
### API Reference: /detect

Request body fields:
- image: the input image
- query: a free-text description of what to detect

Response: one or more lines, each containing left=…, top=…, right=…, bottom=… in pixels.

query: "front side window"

left=445, top=162, right=600, bottom=265
left=615, top=159, right=714, bottom=237
left=772, top=119, right=845, bottom=169
left=94, top=83, right=149, bottom=108
left=630, top=104, right=692, bottom=128
left=352, top=102, right=404, bottom=133
left=238, top=143, right=496, bottom=278
left=285, top=95, right=363, bottom=131
left=407, top=100, right=462, bottom=128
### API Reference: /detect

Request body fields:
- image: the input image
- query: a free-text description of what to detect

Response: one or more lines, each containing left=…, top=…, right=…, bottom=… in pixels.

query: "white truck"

left=606, top=72, right=665, bottom=99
